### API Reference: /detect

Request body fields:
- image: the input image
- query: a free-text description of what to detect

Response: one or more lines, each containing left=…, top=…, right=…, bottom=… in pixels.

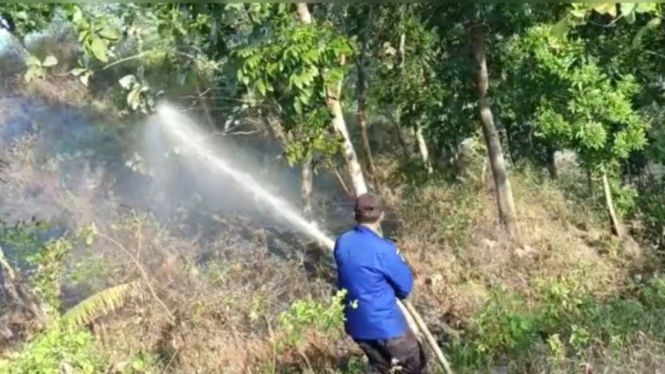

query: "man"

left=334, top=193, right=428, bottom=374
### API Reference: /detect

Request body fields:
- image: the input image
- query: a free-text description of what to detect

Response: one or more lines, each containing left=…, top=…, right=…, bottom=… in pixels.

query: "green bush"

left=449, top=272, right=665, bottom=373
left=276, top=289, right=348, bottom=351
left=0, top=327, right=104, bottom=374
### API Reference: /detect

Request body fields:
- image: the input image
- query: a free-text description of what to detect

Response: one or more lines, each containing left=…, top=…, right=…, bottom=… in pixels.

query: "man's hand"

left=378, top=244, right=413, bottom=300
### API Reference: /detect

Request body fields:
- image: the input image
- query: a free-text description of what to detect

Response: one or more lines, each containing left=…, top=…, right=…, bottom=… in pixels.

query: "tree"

left=296, top=3, right=315, bottom=216
left=507, top=24, right=649, bottom=238
left=471, top=23, right=518, bottom=237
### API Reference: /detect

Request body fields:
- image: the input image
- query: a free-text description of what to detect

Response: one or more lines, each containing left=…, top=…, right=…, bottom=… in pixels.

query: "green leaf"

left=632, top=17, right=662, bottom=49
left=177, top=72, right=186, bottom=86
left=621, top=3, right=638, bottom=23
left=14, top=11, right=29, bottom=22
left=89, top=37, right=108, bottom=63
left=571, top=8, right=588, bottom=19
left=256, top=79, right=267, bottom=96
left=80, top=72, right=91, bottom=87
left=551, top=16, right=570, bottom=40
left=85, top=232, right=94, bottom=246
left=71, top=6, right=83, bottom=24
left=119, top=75, right=137, bottom=90
left=624, top=11, right=636, bottom=24
left=128, top=88, right=141, bottom=110
left=70, top=68, right=86, bottom=77
left=26, top=55, right=41, bottom=67
left=78, top=29, right=90, bottom=43
left=24, top=68, right=37, bottom=83
left=635, top=3, right=658, bottom=13
left=98, top=27, right=120, bottom=41
left=293, top=75, right=304, bottom=90
left=299, top=93, right=310, bottom=106
left=42, top=55, right=58, bottom=68
left=593, top=3, right=617, bottom=17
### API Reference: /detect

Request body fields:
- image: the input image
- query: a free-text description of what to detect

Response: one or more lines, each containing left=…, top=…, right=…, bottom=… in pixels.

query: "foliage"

left=507, top=25, right=649, bottom=170
left=0, top=326, right=104, bottom=374
left=118, top=69, right=162, bottom=114
left=62, top=281, right=138, bottom=328
left=26, top=235, right=76, bottom=316
left=276, top=289, right=347, bottom=350
left=451, top=269, right=665, bottom=372
left=24, top=55, right=58, bottom=83
left=552, top=3, right=662, bottom=42
left=231, top=3, right=354, bottom=165
left=632, top=177, right=665, bottom=250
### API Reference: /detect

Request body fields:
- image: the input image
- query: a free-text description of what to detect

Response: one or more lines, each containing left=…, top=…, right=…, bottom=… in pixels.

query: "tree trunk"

left=471, top=25, right=518, bottom=237
left=414, top=124, right=433, bottom=175
left=330, top=93, right=368, bottom=196
left=601, top=165, right=624, bottom=239
left=391, top=110, right=411, bottom=159
left=356, top=6, right=378, bottom=188
left=546, top=146, right=558, bottom=180
left=295, top=4, right=316, bottom=212
left=296, top=3, right=312, bottom=24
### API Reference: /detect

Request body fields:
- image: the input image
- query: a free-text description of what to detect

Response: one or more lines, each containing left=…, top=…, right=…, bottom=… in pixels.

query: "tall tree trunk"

left=601, top=165, right=624, bottom=239
left=470, top=25, right=518, bottom=237
left=356, top=5, right=378, bottom=188
left=295, top=4, right=317, bottom=212
left=414, top=123, right=433, bottom=175
left=330, top=90, right=368, bottom=196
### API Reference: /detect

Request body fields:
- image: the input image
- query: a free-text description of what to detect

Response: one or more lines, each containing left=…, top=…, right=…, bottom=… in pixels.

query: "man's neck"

left=359, top=223, right=383, bottom=237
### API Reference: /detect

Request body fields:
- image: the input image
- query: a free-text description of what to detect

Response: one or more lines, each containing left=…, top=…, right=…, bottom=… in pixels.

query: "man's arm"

left=377, top=245, right=413, bottom=300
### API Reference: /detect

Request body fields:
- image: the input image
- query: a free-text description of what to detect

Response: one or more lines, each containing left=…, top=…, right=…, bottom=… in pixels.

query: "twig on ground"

left=159, top=346, right=180, bottom=374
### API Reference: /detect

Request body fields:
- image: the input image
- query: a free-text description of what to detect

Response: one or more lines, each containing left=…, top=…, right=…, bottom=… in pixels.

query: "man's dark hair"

left=354, top=193, right=383, bottom=224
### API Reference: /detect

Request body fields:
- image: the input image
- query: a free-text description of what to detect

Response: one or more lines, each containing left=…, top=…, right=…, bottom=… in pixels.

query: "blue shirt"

left=333, top=225, right=414, bottom=341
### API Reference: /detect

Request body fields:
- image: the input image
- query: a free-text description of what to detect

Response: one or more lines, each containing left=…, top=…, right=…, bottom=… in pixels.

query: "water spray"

left=154, top=104, right=453, bottom=374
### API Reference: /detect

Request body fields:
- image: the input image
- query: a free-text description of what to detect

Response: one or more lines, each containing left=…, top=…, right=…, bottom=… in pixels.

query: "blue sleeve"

left=377, top=244, right=413, bottom=300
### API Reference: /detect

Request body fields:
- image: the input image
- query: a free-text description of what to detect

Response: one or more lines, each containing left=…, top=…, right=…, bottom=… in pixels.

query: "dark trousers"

left=354, top=330, right=429, bottom=374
